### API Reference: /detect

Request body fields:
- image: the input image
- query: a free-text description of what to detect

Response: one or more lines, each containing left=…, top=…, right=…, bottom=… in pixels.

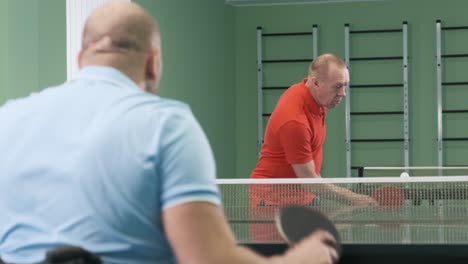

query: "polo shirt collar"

left=301, top=78, right=326, bottom=116
left=74, top=66, right=141, bottom=91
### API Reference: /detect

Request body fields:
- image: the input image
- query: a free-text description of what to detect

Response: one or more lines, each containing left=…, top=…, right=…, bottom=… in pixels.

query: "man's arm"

left=291, top=161, right=376, bottom=206
left=163, top=201, right=338, bottom=264
left=159, top=112, right=337, bottom=263
left=291, top=162, right=321, bottom=178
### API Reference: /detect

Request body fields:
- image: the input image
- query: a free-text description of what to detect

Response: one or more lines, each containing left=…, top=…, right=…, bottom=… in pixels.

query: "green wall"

left=136, top=0, right=236, bottom=179
left=2, top=0, right=468, bottom=180
left=0, top=1, right=7, bottom=102
left=37, top=1, right=66, bottom=89
left=1, top=0, right=236, bottom=179
left=234, top=0, right=468, bottom=178
left=0, top=0, right=65, bottom=104
left=7, top=0, right=39, bottom=101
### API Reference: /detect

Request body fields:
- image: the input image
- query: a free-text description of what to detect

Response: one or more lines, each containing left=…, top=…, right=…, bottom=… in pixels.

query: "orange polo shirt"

left=250, top=78, right=327, bottom=206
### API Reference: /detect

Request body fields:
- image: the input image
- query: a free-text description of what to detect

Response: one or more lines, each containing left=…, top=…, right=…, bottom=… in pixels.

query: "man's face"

left=314, top=65, right=348, bottom=108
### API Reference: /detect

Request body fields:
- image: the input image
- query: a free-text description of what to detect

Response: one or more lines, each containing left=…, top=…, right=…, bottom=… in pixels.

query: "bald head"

left=82, top=1, right=159, bottom=53
left=308, top=53, right=347, bottom=80
left=78, top=1, right=162, bottom=93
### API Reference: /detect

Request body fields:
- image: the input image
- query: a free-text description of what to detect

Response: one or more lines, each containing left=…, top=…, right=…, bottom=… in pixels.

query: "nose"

left=337, top=86, right=346, bottom=97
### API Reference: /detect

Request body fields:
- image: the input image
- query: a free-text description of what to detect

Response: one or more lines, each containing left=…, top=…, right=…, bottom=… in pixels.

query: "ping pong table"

left=244, top=243, right=468, bottom=264
left=217, top=176, right=468, bottom=264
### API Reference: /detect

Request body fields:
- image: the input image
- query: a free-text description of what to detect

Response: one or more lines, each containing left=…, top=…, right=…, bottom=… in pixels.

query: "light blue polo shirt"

left=0, top=66, right=221, bottom=264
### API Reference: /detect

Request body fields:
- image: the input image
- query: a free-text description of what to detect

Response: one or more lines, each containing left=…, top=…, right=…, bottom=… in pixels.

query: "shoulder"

left=0, top=85, right=62, bottom=114
left=146, top=97, right=197, bottom=126
left=277, top=83, right=307, bottom=110
left=133, top=97, right=203, bottom=142
left=153, top=97, right=192, bottom=115
left=116, top=93, right=194, bottom=122
left=271, top=86, right=308, bottom=123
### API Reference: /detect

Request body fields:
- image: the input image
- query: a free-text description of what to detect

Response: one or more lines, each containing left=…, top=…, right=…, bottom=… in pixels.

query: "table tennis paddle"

left=275, top=206, right=342, bottom=258
left=372, top=185, right=404, bottom=209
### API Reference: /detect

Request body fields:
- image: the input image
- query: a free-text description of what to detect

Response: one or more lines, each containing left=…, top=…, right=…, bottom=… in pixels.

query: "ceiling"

left=226, top=0, right=386, bottom=6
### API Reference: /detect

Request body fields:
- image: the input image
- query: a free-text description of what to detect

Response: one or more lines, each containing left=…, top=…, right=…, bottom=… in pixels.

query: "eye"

left=336, top=83, right=343, bottom=89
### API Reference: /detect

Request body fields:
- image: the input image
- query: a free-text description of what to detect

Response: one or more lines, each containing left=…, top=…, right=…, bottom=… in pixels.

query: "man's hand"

left=164, top=202, right=340, bottom=264
left=348, top=193, right=378, bottom=207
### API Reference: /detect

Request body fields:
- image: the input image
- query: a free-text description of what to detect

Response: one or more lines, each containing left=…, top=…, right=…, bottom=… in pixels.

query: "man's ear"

left=309, top=75, right=319, bottom=87
left=77, top=50, right=84, bottom=69
left=145, top=49, right=157, bottom=81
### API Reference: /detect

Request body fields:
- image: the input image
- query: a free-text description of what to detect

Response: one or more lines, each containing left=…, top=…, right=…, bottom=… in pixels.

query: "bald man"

left=250, top=54, right=376, bottom=208
left=0, top=2, right=338, bottom=264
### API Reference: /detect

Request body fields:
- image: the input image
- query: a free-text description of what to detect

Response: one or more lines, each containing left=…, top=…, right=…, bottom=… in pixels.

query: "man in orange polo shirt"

left=249, top=54, right=375, bottom=241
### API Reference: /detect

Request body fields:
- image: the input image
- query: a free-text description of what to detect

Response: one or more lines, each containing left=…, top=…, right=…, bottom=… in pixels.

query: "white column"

left=66, top=0, right=130, bottom=80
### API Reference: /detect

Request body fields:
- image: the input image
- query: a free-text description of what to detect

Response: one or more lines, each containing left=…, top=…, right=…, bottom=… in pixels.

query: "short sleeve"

left=158, top=108, right=221, bottom=210
left=277, top=121, right=314, bottom=164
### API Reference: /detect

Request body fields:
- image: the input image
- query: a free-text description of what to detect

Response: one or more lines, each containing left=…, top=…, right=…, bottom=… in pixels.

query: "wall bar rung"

left=351, top=139, right=405, bottom=142
left=350, top=83, right=402, bottom=88
left=263, top=59, right=313, bottom=63
left=350, top=111, right=404, bottom=115
left=442, top=81, right=468, bottom=86
left=350, top=56, right=403, bottom=61
left=442, top=26, right=468, bottom=31
left=350, top=29, right=402, bottom=34
left=442, top=54, right=468, bottom=58
left=262, top=86, right=288, bottom=90
left=443, top=138, right=468, bottom=141
left=263, top=32, right=313, bottom=37
left=443, top=109, right=468, bottom=113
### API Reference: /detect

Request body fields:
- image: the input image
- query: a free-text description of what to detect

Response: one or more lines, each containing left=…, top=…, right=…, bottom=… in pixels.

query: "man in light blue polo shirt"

left=0, top=2, right=338, bottom=264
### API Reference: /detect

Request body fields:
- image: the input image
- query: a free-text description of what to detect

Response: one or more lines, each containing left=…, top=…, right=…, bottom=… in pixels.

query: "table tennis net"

left=354, top=166, right=468, bottom=177
left=216, top=177, right=468, bottom=244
